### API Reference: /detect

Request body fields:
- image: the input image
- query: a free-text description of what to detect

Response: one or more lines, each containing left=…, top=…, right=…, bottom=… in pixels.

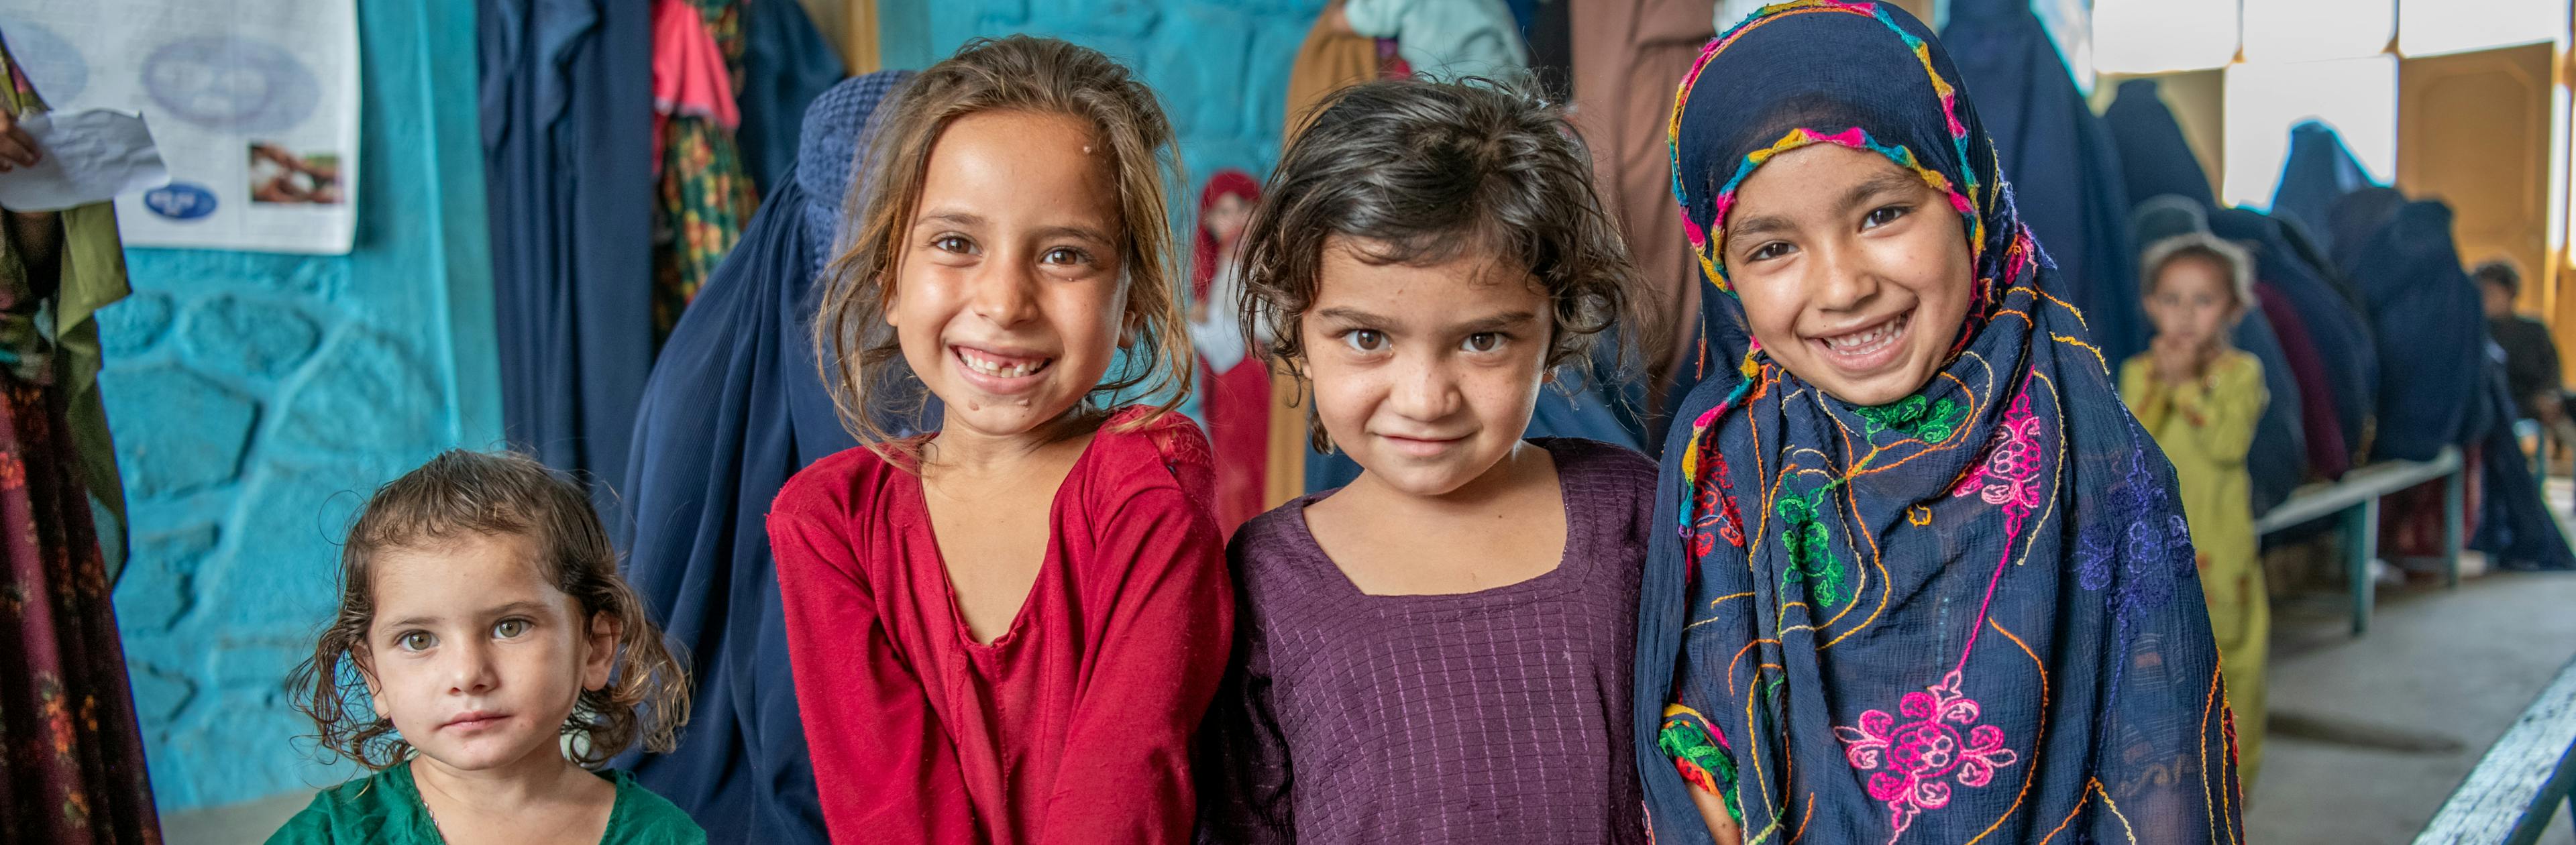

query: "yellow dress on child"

left=2119, top=348, right=2270, bottom=785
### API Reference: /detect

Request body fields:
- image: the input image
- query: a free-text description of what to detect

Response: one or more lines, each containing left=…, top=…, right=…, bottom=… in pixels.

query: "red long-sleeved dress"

left=769, top=407, right=1232, bottom=844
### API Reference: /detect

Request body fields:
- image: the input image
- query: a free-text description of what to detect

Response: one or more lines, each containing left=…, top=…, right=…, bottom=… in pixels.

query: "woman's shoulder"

left=603, top=769, right=709, bottom=844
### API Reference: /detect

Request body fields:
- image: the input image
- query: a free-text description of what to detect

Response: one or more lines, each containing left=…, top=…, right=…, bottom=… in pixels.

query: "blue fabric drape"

left=480, top=0, right=655, bottom=514
left=2102, top=78, right=2215, bottom=211
left=735, top=0, right=847, bottom=196
left=1941, top=0, right=2145, bottom=365
left=2231, top=296, right=2308, bottom=514
left=2471, top=353, right=2576, bottom=569
left=2209, top=208, right=2377, bottom=469
left=1641, top=5, right=2239, bottom=843
left=610, top=71, right=914, bottom=844
left=2271, top=121, right=2375, bottom=252
left=2337, top=199, right=2485, bottom=463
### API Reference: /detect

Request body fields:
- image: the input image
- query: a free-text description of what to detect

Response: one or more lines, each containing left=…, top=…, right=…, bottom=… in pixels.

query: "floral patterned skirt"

left=0, top=373, right=158, bottom=843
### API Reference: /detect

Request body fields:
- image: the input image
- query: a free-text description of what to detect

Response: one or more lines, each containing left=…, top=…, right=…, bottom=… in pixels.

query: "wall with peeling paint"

left=95, top=0, right=500, bottom=811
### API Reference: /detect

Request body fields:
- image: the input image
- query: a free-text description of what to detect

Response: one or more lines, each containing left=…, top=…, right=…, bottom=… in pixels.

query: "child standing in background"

left=1194, top=77, right=1651, bottom=844
left=772, top=36, right=1230, bottom=845
left=272, top=450, right=700, bottom=844
left=2121, top=233, right=2271, bottom=785
left=1191, top=170, right=1272, bottom=536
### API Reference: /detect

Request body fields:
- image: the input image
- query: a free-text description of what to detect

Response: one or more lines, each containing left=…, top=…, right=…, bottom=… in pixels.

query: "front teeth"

left=960, top=348, right=1044, bottom=378
left=1825, top=316, right=1906, bottom=354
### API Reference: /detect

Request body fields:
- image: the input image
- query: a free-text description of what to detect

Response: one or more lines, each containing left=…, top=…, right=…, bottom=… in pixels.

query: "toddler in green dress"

left=268, top=450, right=703, bottom=844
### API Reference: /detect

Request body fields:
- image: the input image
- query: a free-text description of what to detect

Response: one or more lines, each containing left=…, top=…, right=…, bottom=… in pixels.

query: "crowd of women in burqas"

left=3, top=0, right=2571, bottom=844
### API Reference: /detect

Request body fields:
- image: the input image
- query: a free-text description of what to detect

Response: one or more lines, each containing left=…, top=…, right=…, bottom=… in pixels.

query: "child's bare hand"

left=0, top=109, right=40, bottom=172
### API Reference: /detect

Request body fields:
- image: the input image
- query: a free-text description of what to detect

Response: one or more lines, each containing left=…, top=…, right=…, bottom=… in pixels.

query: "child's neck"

left=409, top=746, right=593, bottom=815
left=923, top=410, right=1099, bottom=479
left=1308, top=441, right=1570, bottom=597
left=1347, top=440, right=1540, bottom=516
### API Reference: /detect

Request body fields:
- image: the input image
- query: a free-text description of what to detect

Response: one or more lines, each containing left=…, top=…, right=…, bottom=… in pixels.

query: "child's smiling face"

left=1723, top=144, right=1974, bottom=407
left=890, top=109, right=1128, bottom=443
left=1304, top=235, right=1552, bottom=498
left=360, top=531, right=615, bottom=775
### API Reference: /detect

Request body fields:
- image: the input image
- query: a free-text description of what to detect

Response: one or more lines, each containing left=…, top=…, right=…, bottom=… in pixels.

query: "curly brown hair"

left=812, top=35, right=1192, bottom=465
left=1234, top=77, right=1642, bottom=451
left=286, top=449, right=690, bottom=771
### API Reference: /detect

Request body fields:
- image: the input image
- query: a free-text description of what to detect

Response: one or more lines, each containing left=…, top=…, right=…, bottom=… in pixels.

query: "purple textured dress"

left=1195, top=438, right=1650, bottom=844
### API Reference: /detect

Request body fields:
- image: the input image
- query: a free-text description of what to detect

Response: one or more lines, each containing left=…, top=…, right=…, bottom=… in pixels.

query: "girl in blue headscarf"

left=1635, top=3, right=2244, bottom=843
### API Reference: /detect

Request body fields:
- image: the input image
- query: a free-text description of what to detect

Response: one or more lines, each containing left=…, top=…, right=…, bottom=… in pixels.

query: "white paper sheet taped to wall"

left=1, top=1, right=360, bottom=253
left=0, top=109, right=168, bottom=213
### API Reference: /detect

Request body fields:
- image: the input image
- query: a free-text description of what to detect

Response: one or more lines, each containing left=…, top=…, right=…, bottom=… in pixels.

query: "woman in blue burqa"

left=1634, top=3, right=2243, bottom=842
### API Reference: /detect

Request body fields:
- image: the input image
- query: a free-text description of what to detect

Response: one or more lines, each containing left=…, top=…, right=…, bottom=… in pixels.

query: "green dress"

left=264, top=763, right=705, bottom=845
left=2119, top=347, right=2270, bottom=785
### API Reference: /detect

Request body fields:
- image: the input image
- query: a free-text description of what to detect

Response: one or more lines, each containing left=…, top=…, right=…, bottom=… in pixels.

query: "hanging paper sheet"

left=2, top=0, right=359, bottom=253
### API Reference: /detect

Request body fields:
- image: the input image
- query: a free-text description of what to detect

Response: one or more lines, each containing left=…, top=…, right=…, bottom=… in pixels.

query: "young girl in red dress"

left=769, top=36, right=1230, bottom=845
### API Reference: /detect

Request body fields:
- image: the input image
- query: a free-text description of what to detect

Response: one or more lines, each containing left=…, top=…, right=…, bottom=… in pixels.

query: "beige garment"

left=1570, top=0, right=1714, bottom=403
left=1267, top=13, right=1391, bottom=507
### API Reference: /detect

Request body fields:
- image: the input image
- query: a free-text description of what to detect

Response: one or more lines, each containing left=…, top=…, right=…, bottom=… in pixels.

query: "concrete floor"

left=2252, top=567, right=2576, bottom=844
left=158, top=506, right=2576, bottom=844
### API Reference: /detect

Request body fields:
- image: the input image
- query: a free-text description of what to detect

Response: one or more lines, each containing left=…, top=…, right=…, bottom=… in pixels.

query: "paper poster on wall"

left=2, top=0, right=359, bottom=254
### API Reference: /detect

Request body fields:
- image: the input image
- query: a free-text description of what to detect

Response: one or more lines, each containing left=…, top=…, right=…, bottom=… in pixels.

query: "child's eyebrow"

left=1446, top=311, right=1540, bottom=333
left=376, top=600, right=554, bottom=632
left=1030, top=224, right=1116, bottom=247
left=1841, top=170, right=1928, bottom=211
left=914, top=210, right=985, bottom=229
left=1312, top=306, right=1390, bottom=325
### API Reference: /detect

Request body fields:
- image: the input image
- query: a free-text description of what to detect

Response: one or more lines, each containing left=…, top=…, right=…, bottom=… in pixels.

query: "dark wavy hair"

left=813, top=36, right=1191, bottom=465
left=286, top=449, right=690, bottom=771
left=1235, top=76, right=1642, bottom=450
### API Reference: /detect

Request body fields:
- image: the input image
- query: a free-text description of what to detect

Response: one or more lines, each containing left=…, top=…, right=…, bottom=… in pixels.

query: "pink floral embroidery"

left=1950, top=390, right=2042, bottom=526
left=1833, top=669, right=2019, bottom=844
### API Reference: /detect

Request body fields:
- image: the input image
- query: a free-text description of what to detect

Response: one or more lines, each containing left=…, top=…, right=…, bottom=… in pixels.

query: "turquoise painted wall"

left=878, top=0, right=1328, bottom=215
left=95, top=0, right=501, bottom=811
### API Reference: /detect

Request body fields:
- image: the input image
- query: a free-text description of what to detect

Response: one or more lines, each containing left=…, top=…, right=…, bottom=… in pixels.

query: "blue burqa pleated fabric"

left=610, top=70, right=914, bottom=844
left=2337, top=199, right=2485, bottom=462
left=480, top=0, right=655, bottom=514
left=1939, top=0, right=2146, bottom=366
left=2102, top=78, right=2216, bottom=210
left=2470, top=353, right=2576, bottom=569
left=2230, top=293, right=2308, bottom=515
left=2209, top=208, right=2377, bottom=469
left=2270, top=121, right=2375, bottom=252
left=735, top=0, right=847, bottom=196
left=1639, top=5, right=2240, bottom=843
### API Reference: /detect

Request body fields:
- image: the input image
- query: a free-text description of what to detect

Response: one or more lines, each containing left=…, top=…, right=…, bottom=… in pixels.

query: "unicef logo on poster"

left=143, top=183, right=218, bottom=221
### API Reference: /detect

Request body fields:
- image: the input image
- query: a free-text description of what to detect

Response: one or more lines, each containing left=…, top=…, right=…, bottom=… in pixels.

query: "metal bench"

left=2412, top=653, right=2576, bottom=844
left=2251, top=446, right=2465, bottom=636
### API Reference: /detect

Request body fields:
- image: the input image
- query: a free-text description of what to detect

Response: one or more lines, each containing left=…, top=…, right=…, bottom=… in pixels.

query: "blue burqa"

left=2270, top=121, right=2375, bottom=252
left=1639, top=5, right=2239, bottom=842
left=735, top=0, right=847, bottom=196
left=480, top=0, right=655, bottom=513
left=2208, top=207, right=2377, bottom=471
left=1940, top=0, right=2146, bottom=366
left=610, top=70, right=915, bottom=844
left=2102, top=79, right=2214, bottom=210
left=2337, top=199, right=2484, bottom=463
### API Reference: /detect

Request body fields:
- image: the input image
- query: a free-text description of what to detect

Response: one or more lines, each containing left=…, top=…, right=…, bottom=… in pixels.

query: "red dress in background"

left=768, top=406, right=1232, bottom=844
left=1191, top=172, right=1270, bottom=535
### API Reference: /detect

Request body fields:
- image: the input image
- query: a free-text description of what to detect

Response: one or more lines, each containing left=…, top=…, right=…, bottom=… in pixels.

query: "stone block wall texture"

left=94, top=0, right=501, bottom=811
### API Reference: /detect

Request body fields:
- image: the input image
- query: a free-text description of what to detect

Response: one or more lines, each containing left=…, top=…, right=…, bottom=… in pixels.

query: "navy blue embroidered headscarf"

left=1636, top=4, right=2244, bottom=842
